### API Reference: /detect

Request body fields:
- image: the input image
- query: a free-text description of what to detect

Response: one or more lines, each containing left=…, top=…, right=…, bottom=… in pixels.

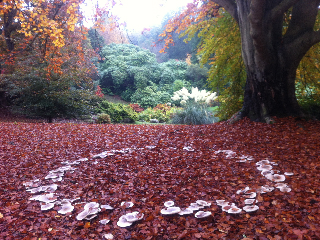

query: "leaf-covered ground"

left=0, top=117, right=319, bottom=240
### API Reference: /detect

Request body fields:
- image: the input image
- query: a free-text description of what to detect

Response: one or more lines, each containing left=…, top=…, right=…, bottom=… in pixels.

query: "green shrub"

left=130, top=86, right=171, bottom=108
left=97, top=101, right=138, bottom=123
left=97, top=113, right=111, bottom=124
left=138, top=107, right=172, bottom=123
left=170, top=101, right=218, bottom=125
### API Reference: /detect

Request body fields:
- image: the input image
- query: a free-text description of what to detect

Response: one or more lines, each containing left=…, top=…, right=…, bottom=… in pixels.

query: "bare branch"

left=271, top=0, right=299, bottom=21
left=211, top=0, right=238, bottom=22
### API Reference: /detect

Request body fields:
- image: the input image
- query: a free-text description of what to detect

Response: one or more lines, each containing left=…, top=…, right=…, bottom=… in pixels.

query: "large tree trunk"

left=237, top=1, right=302, bottom=122
left=213, top=0, right=320, bottom=122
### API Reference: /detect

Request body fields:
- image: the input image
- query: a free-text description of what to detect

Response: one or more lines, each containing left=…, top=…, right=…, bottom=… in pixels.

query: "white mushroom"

left=227, top=206, right=242, bottom=214
left=236, top=186, right=250, bottom=195
left=275, top=183, right=288, bottom=189
left=196, top=200, right=211, bottom=207
left=160, top=207, right=181, bottom=215
left=221, top=203, right=235, bottom=212
left=269, top=174, right=286, bottom=182
left=123, top=211, right=144, bottom=222
left=100, top=219, right=110, bottom=225
left=243, top=205, right=259, bottom=212
left=164, top=201, right=175, bottom=208
left=76, top=209, right=90, bottom=220
left=215, top=200, right=227, bottom=206
left=284, top=172, right=294, bottom=176
left=101, top=204, right=114, bottom=210
left=35, top=193, right=57, bottom=203
left=41, top=202, right=55, bottom=211
left=256, top=160, right=270, bottom=165
left=245, top=192, right=257, bottom=198
left=117, top=215, right=132, bottom=227
left=279, top=186, right=292, bottom=192
left=178, top=208, right=194, bottom=215
left=244, top=199, right=256, bottom=205
left=84, top=202, right=100, bottom=214
left=257, top=185, right=274, bottom=193
left=261, top=170, right=274, bottom=176
left=121, top=201, right=134, bottom=208
left=257, top=165, right=273, bottom=171
left=104, top=233, right=114, bottom=239
left=195, top=211, right=211, bottom=218
left=58, top=202, right=74, bottom=214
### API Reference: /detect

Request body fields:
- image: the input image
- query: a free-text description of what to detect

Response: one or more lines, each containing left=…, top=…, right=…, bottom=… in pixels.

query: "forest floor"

left=0, top=116, right=320, bottom=239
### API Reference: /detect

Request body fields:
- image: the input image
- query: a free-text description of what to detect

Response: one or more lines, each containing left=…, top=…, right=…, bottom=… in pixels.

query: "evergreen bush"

left=97, top=113, right=111, bottom=124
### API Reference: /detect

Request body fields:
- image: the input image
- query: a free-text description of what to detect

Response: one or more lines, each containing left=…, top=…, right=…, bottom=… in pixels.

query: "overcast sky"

left=112, top=0, right=192, bottom=32
left=82, top=0, right=192, bottom=31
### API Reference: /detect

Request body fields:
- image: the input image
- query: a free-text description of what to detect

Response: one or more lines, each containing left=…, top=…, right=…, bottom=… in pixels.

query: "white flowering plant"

left=170, top=87, right=219, bottom=125
left=171, top=87, right=217, bottom=106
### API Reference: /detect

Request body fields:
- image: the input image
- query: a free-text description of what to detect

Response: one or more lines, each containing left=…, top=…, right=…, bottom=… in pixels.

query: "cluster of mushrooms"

left=23, top=147, right=294, bottom=234
left=161, top=200, right=212, bottom=218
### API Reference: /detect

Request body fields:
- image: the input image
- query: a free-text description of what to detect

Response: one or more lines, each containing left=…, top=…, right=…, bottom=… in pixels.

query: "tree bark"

left=211, top=0, right=320, bottom=122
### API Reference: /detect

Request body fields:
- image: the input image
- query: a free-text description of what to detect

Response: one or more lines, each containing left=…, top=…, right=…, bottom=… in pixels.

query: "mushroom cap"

left=160, top=207, right=181, bottom=215
left=195, top=211, right=211, bottom=218
left=227, top=206, right=242, bottom=214
left=216, top=200, right=226, bottom=206
left=245, top=192, right=257, bottom=198
left=261, top=170, right=274, bottom=176
left=164, top=201, right=175, bottom=208
left=76, top=209, right=90, bottom=220
left=221, top=203, right=236, bottom=212
left=121, top=201, right=134, bottom=208
left=104, top=233, right=114, bottom=239
left=26, top=186, right=43, bottom=193
left=270, top=174, right=286, bottom=182
left=178, top=208, right=194, bottom=215
left=243, top=205, right=259, bottom=212
left=84, top=202, right=100, bottom=214
left=275, top=183, right=288, bottom=189
left=190, top=202, right=205, bottom=209
left=236, top=186, right=250, bottom=195
left=99, top=219, right=110, bottom=225
left=284, top=172, right=294, bottom=176
left=117, top=215, right=132, bottom=227
left=244, top=199, right=256, bottom=205
left=196, top=200, right=211, bottom=207
left=58, top=203, right=74, bottom=214
left=41, top=202, right=55, bottom=211
left=257, top=185, right=274, bottom=193
left=256, top=160, right=270, bottom=165
left=124, top=211, right=144, bottom=222
left=37, top=193, right=57, bottom=203
left=257, top=165, right=273, bottom=171
left=101, top=204, right=114, bottom=210
left=279, top=186, right=292, bottom=192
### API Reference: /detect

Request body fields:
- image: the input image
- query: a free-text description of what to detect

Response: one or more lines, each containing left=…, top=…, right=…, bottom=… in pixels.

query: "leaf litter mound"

left=0, top=117, right=320, bottom=239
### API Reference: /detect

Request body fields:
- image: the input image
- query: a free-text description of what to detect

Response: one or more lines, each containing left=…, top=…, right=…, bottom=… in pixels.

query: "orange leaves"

left=158, top=0, right=220, bottom=53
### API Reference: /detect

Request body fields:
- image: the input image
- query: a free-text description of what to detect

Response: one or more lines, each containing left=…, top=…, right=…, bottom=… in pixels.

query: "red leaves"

left=0, top=118, right=320, bottom=238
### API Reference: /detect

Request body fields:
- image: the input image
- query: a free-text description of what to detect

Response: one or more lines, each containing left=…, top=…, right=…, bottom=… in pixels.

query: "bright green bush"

left=170, top=101, right=218, bottom=125
left=130, top=86, right=171, bottom=108
left=138, top=107, right=173, bottom=123
left=97, top=100, right=138, bottom=123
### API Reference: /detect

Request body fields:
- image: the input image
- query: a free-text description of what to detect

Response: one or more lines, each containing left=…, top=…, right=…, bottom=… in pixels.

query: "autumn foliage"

left=0, top=117, right=320, bottom=239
